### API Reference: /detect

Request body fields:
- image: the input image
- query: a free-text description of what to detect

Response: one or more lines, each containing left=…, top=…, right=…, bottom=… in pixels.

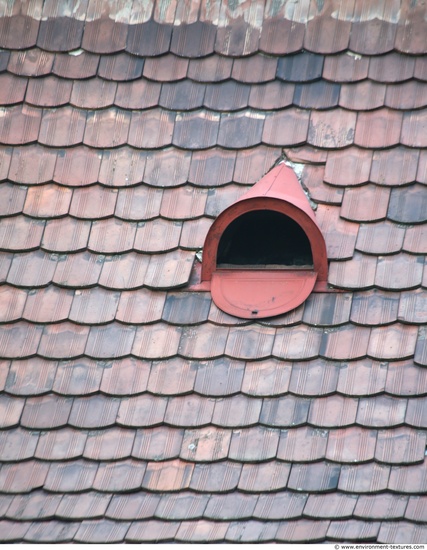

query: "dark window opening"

left=217, top=210, right=313, bottom=268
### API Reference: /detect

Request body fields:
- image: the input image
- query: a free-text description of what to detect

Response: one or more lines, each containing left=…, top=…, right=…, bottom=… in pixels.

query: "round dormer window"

left=201, top=163, right=328, bottom=319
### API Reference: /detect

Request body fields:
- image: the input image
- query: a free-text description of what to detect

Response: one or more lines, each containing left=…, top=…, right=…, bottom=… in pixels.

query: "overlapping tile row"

left=2, top=105, right=427, bottom=149
left=0, top=0, right=427, bottom=57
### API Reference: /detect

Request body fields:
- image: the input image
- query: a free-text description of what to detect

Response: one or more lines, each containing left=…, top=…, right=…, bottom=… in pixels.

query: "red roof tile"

left=5, top=357, right=56, bottom=396
left=241, top=359, right=291, bottom=396
left=349, top=19, right=396, bottom=55
left=308, top=109, right=356, bottom=148
left=0, top=74, right=27, bottom=105
left=175, top=519, right=228, bottom=542
left=70, top=288, right=119, bottom=324
left=388, top=461, right=427, bottom=494
left=6, top=491, right=61, bottom=520
left=386, top=81, right=427, bottom=110
left=170, top=21, right=216, bottom=57
left=132, top=426, right=183, bottom=461
left=375, top=254, right=424, bottom=291
left=212, top=394, right=262, bottom=427
left=106, top=492, right=160, bottom=521
left=53, top=146, right=101, bottom=186
left=339, top=80, right=386, bottom=111
left=350, top=291, right=399, bottom=326
left=0, top=286, right=27, bottom=323
left=378, top=523, right=427, bottom=544
left=338, top=463, right=390, bottom=493
left=386, top=360, right=427, bottom=395
left=356, top=395, right=407, bottom=428
left=354, top=493, right=408, bottom=520
left=0, top=217, right=44, bottom=251
left=38, top=322, right=89, bottom=359
left=74, top=519, right=130, bottom=543
left=225, top=520, right=279, bottom=542
left=69, top=395, right=120, bottom=429
left=304, top=15, right=350, bottom=54
left=117, top=394, right=167, bottom=428
left=23, top=286, right=73, bottom=323
left=308, top=394, right=358, bottom=427
left=249, top=81, right=294, bottom=110
left=289, top=359, right=340, bottom=395
left=180, top=426, right=231, bottom=462
left=0, top=520, right=30, bottom=542
left=128, top=109, right=174, bottom=149
left=294, top=81, right=340, bottom=110
left=8, top=49, right=54, bottom=77
left=263, top=108, right=309, bottom=146
left=188, top=55, right=233, bottom=82
left=375, top=427, right=426, bottom=464
left=239, top=461, right=291, bottom=492
left=126, top=519, right=179, bottom=542
left=160, top=80, right=206, bottom=110
left=0, top=460, right=49, bottom=493
left=304, top=492, right=357, bottom=519
left=398, top=290, right=427, bottom=325
left=405, top=496, right=427, bottom=522
left=99, top=46, right=145, bottom=81
left=25, top=521, right=79, bottom=543
left=83, top=428, right=134, bottom=461
left=70, top=78, right=117, bottom=109
left=204, top=493, right=258, bottom=520
left=277, top=426, right=327, bottom=462
left=337, top=360, right=386, bottom=397
left=260, top=395, right=310, bottom=428
left=341, top=184, right=390, bottom=222
left=328, top=519, right=381, bottom=541
left=388, top=184, right=427, bottom=224
left=143, top=54, right=188, bottom=82
left=142, top=459, right=194, bottom=492
left=173, top=111, right=220, bottom=149
left=218, top=111, right=265, bottom=149
left=36, top=425, right=86, bottom=461
left=53, top=51, right=99, bottom=79
left=0, top=427, right=39, bottom=461
left=100, top=357, right=150, bottom=396
left=323, top=52, right=369, bottom=82
left=189, top=462, right=241, bottom=493
left=115, top=79, right=161, bottom=110
left=0, top=183, right=26, bottom=216
left=288, top=462, right=341, bottom=492
left=21, top=394, right=72, bottom=429
left=354, top=109, right=402, bottom=149
left=228, top=426, right=279, bottom=461
left=39, top=106, right=86, bottom=147
left=355, top=221, right=405, bottom=255
left=37, top=13, right=84, bottom=53
left=259, top=18, right=304, bottom=55
left=126, top=19, right=171, bottom=56
left=116, top=288, right=165, bottom=324
left=276, top=519, right=330, bottom=542
left=42, top=218, right=91, bottom=253
left=0, top=322, right=43, bottom=358
left=0, top=105, right=41, bottom=145
left=53, top=359, right=102, bottom=396
left=56, top=492, right=111, bottom=520
left=26, top=75, right=72, bottom=107
left=326, top=426, right=377, bottom=462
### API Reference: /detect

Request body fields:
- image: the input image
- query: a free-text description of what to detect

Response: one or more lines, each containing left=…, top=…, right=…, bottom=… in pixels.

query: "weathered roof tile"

left=189, top=462, right=241, bottom=493
left=304, top=492, right=357, bottom=519
left=8, top=49, right=54, bottom=77
left=228, top=425, right=279, bottom=461
left=239, top=460, right=291, bottom=494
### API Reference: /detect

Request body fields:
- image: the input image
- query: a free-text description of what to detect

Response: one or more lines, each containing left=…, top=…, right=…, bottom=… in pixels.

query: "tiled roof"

left=0, top=0, right=427, bottom=544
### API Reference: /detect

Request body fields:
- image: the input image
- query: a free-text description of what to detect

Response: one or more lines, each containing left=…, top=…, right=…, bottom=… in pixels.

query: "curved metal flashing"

left=201, top=163, right=328, bottom=319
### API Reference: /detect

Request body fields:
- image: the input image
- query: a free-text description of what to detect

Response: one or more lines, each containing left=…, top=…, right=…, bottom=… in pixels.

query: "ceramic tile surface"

left=0, top=0, right=427, bottom=544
